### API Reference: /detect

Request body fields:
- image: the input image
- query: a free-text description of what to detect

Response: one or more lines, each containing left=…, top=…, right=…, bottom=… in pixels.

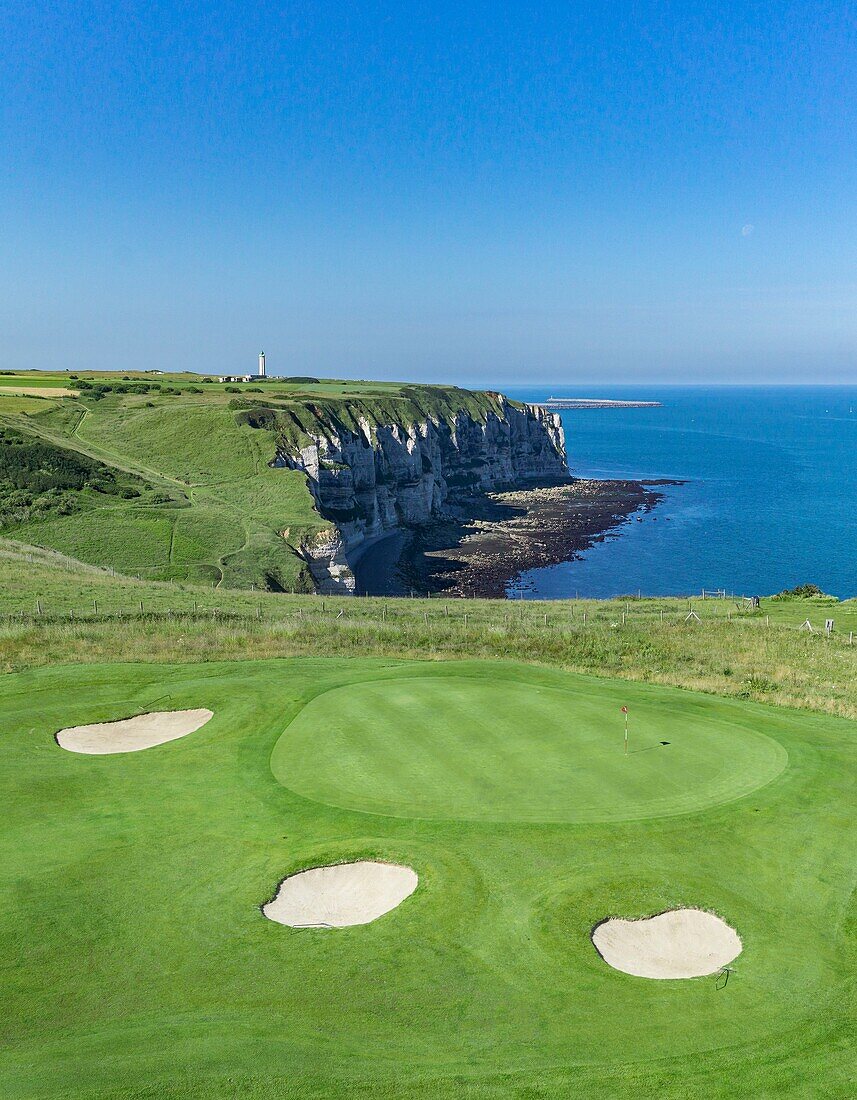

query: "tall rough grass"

left=1, top=604, right=853, bottom=719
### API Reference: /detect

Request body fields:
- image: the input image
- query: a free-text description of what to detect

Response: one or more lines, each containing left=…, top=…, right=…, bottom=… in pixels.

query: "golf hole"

left=262, top=861, right=418, bottom=928
left=592, top=908, right=742, bottom=979
left=56, top=709, right=213, bottom=754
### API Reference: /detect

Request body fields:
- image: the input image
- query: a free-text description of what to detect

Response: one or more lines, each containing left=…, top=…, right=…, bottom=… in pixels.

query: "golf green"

left=0, top=657, right=853, bottom=1099
left=272, top=674, right=788, bottom=822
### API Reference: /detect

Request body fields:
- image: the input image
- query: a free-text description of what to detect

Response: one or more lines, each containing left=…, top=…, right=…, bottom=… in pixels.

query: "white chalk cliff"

left=273, top=396, right=567, bottom=593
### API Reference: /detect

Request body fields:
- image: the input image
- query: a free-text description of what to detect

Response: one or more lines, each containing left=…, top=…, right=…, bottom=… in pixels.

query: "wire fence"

left=1, top=599, right=852, bottom=644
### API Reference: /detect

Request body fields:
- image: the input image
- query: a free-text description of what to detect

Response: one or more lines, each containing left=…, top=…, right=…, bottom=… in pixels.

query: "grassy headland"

left=0, top=370, right=508, bottom=591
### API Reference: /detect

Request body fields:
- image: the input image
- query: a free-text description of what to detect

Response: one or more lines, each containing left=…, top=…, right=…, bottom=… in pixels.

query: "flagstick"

left=624, top=711, right=628, bottom=755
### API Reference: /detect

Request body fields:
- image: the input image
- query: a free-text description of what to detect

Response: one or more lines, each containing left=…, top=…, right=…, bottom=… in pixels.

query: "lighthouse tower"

left=258, top=351, right=266, bottom=378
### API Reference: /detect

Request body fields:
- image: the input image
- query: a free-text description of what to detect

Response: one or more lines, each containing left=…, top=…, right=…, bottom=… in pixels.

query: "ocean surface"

left=503, top=385, right=857, bottom=600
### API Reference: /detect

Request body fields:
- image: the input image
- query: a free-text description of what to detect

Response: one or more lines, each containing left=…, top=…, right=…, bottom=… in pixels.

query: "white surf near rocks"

left=56, top=709, right=213, bottom=754
left=263, top=861, right=418, bottom=928
left=592, top=908, right=742, bottom=979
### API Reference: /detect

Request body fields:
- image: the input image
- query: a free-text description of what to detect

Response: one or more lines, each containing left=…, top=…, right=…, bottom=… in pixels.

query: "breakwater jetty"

left=544, top=398, right=663, bottom=410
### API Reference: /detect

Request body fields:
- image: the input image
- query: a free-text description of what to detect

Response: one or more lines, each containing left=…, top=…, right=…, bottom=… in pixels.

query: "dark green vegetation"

left=0, top=657, right=853, bottom=1098
left=0, top=425, right=146, bottom=526
left=0, top=370, right=504, bottom=590
left=771, top=583, right=826, bottom=599
left=229, top=382, right=503, bottom=450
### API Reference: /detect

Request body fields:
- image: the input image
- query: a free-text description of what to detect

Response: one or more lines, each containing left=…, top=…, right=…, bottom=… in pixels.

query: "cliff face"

left=272, top=395, right=567, bottom=593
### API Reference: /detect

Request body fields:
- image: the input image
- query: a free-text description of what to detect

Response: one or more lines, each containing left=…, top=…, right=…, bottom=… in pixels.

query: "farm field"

left=0, top=656, right=853, bottom=1098
left=0, top=396, right=62, bottom=415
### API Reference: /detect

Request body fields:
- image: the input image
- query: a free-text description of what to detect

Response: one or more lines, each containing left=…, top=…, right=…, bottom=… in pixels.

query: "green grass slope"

left=0, top=657, right=853, bottom=1098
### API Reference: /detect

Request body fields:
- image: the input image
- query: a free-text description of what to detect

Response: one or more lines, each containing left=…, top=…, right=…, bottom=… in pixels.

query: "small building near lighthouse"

left=218, top=352, right=271, bottom=384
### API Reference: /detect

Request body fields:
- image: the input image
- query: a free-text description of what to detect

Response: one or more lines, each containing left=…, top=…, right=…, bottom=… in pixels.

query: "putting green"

left=272, top=672, right=788, bottom=822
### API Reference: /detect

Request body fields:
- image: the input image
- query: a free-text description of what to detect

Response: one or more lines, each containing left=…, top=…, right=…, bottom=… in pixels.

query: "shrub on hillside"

left=0, top=427, right=146, bottom=527
left=771, top=583, right=826, bottom=600
left=234, top=407, right=278, bottom=431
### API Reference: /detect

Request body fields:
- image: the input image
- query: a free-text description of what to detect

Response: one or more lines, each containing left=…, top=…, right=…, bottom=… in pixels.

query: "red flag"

left=621, top=706, right=628, bottom=714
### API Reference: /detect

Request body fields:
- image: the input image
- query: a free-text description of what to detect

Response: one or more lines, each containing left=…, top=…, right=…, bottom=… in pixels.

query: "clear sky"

left=2, top=1, right=856, bottom=384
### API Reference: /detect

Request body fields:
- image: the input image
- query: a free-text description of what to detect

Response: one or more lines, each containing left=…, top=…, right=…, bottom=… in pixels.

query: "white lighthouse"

left=258, top=351, right=266, bottom=378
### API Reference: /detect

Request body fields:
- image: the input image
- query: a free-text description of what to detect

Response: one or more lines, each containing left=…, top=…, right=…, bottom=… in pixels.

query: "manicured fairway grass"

left=0, top=657, right=853, bottom=1099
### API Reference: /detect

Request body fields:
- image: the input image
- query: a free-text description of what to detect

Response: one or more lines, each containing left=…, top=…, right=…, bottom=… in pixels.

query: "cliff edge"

left=248, top=388, right=567, bottom=593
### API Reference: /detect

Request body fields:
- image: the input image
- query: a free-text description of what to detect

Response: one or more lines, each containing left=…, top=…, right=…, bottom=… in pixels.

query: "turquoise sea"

left=505, top=385, right=857, bottom=599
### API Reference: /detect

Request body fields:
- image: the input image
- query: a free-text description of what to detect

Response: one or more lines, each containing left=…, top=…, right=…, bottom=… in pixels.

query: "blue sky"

left=2, top=1, right=856, bottom=383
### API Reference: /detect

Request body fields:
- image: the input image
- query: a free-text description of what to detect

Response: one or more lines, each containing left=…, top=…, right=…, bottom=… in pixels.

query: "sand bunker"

left=263, top=861, right=418, bottom=928
left=592, top=908, right=742, bottom=979
left=56, top=709, right=213, bottom=754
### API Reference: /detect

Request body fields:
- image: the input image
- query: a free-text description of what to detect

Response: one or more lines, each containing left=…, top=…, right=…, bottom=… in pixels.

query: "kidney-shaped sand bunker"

left=263, top=861, right=418, bottom=928
left=592, top=908, right=742, bottom=979
left=56, top=709, right=213, bottom=754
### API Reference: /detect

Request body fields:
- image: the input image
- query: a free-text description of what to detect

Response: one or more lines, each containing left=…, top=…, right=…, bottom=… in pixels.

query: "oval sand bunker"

left=263, top=861, right=418, bottom=928
left=592, top=908, right=742, bottom=979
left=56, top=709, right=213, bottom=755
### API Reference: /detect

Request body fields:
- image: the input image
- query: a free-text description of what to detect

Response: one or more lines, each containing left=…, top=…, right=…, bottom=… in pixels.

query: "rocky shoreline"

left=351, top=477, right=681, bottom=598
left=276, top=396, right=568, bottom=593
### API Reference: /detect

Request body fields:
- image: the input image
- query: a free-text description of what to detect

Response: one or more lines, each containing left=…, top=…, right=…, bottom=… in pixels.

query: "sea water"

left=504, top=385, right=856, bottom=599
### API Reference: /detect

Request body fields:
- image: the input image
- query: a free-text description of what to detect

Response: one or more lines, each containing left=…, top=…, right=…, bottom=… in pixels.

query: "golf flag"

left=621, top=706, right=628, bottom=714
